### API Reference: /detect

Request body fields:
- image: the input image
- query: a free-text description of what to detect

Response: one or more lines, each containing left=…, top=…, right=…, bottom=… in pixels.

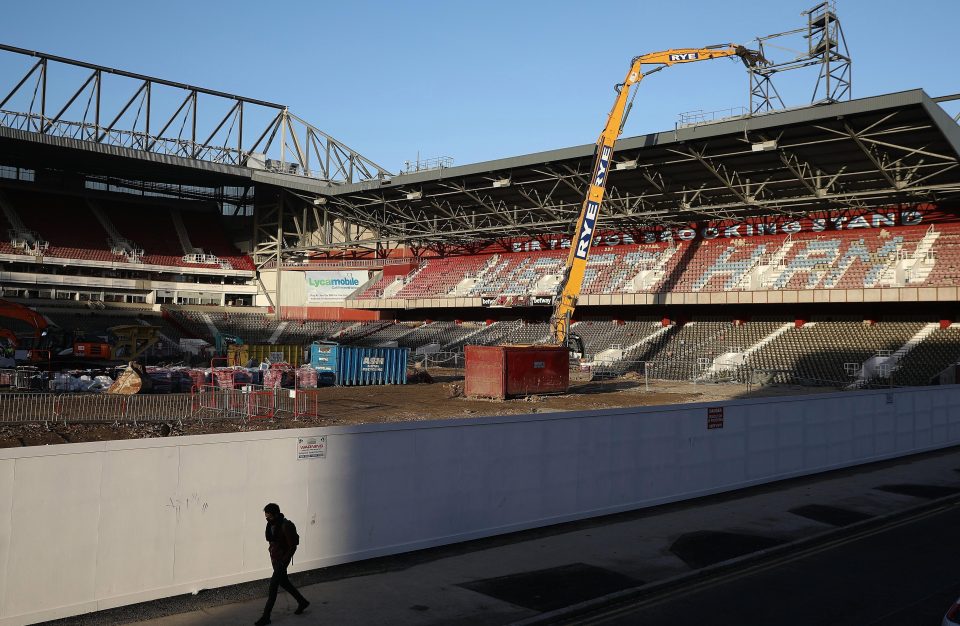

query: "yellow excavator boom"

left=549, top=45, right=766, bottom=347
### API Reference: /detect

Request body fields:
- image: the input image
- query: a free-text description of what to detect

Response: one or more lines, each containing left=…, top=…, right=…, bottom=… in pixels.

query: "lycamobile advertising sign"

left=305, top=271, right=367, bottom=302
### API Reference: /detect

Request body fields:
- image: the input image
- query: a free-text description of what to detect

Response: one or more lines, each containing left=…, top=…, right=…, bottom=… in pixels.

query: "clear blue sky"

left=1, top=0, right=957, bottom=174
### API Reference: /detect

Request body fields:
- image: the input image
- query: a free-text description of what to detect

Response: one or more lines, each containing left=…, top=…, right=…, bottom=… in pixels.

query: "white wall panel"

left=94, top=446, right=180, bottom=600
left=242, top=437, right=310, bottom=574
left=4, top=451, right=103, bottom=618
left=172, top=443, right=249, bottom=585
left=1, top=386, right=960, bottom=624
left=0, top=461, right=13, bottom=620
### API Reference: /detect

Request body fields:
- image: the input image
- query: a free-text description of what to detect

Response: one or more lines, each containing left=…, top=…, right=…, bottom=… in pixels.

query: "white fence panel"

left=0, top=386, right=959, bottom=624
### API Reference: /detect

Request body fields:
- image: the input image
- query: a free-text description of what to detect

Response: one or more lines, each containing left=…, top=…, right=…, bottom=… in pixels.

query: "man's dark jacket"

left=265, top=514, right=298, bottom=566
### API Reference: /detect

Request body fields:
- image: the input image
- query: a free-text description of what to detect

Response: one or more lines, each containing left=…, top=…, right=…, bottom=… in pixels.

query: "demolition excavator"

left=549, top=45, right=767, bottom=350
left=0, top=299, right=158, bottom=393
left=0, top=299, right=52, bottom=362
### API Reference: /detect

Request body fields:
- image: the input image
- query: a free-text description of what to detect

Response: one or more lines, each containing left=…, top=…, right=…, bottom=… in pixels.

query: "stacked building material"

left=296, top=366, right=318, bottom=389
left=166, top=367, right=193, bottom=393
left=263, top=363, right=294, bottom=389
left=213, top=368, right=236, bottom=389
left=186, top=368, right=208, bottom=391
left=232, top=368, right=252, bottom=387
left=146, top=367, right=173, bottom=394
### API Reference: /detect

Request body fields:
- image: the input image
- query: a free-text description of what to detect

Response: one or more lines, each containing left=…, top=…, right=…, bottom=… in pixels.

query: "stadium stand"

left=394, top=255, right=491, bottom=298
left=743, top=318, right=927, bottom=386
left=101, top=200, right=184, bottom=265
left=163, top=309, right=213, bottom=341
left=0, top=205, right=18, bottom=255
left=5, top=191, right=116, bottom=262
left=573, top=320, right=658, bottom=359
left=349, top=220, right=960, bottom=301
left=0, top=190, right=254, bottom=271
left=278, top=320, right=351, bottom=344
left=9, top=295, right=958, bottom=391
left=178, top=210, right=255, bottom=270
left=887, top=326, right=960, bottom=386
left=357, top=273, right=394, bottom=299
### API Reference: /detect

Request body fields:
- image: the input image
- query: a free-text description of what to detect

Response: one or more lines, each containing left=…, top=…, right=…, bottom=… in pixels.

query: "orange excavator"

left=0, top=300, right=150, bottom=393
left=0, top=299, right=51, bottom=362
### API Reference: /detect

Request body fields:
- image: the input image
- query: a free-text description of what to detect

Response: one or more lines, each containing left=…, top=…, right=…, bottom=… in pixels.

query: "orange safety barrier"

left=293, top=388, right=325, bottom=420
left=247, top=389, right=275, bottom=419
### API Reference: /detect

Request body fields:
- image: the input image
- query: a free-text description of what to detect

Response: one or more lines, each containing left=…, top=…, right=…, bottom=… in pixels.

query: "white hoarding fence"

left=1, top=386, right=960, bottom=625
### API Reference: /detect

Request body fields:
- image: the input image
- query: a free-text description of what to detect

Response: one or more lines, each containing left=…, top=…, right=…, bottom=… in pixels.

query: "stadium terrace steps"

left=848, top=322, right=942, bottom=388
left=200, top=312, right=220, bottom=340
left=35, top=307, right=960, bottom=389
left=267, top=321, right=289, bottom=344
left=354, top=271, right=386, bottom=299
left=170, top=209, right=200, bottom=255
left=888, top=326, right=960, bottom=386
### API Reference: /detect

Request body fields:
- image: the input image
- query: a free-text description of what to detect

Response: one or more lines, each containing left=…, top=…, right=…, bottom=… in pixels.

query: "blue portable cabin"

left=309, top=342, right=408, bottom=386
left=310, top=341, right=339, bottom=374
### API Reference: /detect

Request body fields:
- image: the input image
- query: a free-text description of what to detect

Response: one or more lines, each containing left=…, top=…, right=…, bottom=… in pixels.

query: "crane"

left=549, top=45, right=767, bottom=349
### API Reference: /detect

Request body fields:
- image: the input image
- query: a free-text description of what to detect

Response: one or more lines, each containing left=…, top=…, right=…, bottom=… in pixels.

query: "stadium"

left=2, top=3, right=960, bottom=624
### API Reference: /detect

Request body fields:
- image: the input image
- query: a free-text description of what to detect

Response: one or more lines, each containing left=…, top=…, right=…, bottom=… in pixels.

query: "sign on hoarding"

left=305, top=270, right=367, bottom=303
left=707, top=407, right=724, bottom=429
left=297, top=436, right=327, bottom=460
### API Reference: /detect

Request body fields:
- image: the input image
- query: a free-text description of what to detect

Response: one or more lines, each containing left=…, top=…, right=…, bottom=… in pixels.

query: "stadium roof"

left=318, top=89, right=960, bottom=250
left=0, top=43, right=389, bottom=191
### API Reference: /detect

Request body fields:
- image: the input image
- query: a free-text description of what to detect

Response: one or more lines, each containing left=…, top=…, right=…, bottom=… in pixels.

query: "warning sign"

left=707, top=407, right=724, bottom=430
left=297, top=436, right=327, bottom=460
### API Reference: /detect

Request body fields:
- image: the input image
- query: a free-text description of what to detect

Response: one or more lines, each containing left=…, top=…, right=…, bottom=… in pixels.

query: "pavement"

left=52, top=444, right=960, bottom=626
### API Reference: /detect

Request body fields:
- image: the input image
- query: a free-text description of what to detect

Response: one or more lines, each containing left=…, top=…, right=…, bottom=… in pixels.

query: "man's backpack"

left=284, top=519, right=300, bottom=546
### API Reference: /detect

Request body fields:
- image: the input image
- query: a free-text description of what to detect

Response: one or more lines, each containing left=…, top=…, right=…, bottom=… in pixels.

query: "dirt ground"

left=0, top=373, right=836, bottom=449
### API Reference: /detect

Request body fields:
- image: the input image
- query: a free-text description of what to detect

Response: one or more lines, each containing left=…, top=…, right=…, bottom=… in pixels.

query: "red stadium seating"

left=356, top=221, right=960, bottom=300
left=5, top=190, right=117, bottom=260
left=177, top=210, right=254, bottom=270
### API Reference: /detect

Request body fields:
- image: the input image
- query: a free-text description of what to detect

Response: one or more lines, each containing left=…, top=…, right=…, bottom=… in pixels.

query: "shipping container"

left=464, top=345, right=569, bottom=399
left=309, top=342, right=408, bottom=386
left=227, top=344, right=307, bottom=367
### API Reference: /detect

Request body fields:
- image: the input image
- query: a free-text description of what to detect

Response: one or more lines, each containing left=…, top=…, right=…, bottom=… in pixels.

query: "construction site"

left=1, top=2, right=960, bottom=624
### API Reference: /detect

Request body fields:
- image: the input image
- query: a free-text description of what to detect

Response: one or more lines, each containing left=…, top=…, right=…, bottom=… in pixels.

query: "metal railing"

left=0, top=382, right=321, bottom=425
left=0, top=392, right=194, bottom=425
left=417, top=351, right=465, bottom=377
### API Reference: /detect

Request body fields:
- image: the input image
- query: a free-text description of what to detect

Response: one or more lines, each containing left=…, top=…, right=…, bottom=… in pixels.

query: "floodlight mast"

left=549, top=44, right=767, bottom=350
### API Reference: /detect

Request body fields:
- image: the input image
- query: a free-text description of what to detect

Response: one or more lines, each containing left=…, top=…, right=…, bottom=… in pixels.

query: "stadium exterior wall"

left=1, top=386, right=959, bottom=624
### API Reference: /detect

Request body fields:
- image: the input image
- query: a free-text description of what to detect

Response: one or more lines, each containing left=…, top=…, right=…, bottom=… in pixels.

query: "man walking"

left=256, top=503, right=309, bottom=625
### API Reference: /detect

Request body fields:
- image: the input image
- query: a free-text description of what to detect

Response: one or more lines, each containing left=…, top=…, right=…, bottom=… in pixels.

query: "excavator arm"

left=549, top=45, right=766, bottom=347
left=0, top=328, right=17, bottom=348
left=0, top=299, right=49, bottom=346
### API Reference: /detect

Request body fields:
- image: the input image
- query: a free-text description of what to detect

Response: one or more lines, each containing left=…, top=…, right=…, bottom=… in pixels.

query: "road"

left=563, top=500, right=960, bottom=626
